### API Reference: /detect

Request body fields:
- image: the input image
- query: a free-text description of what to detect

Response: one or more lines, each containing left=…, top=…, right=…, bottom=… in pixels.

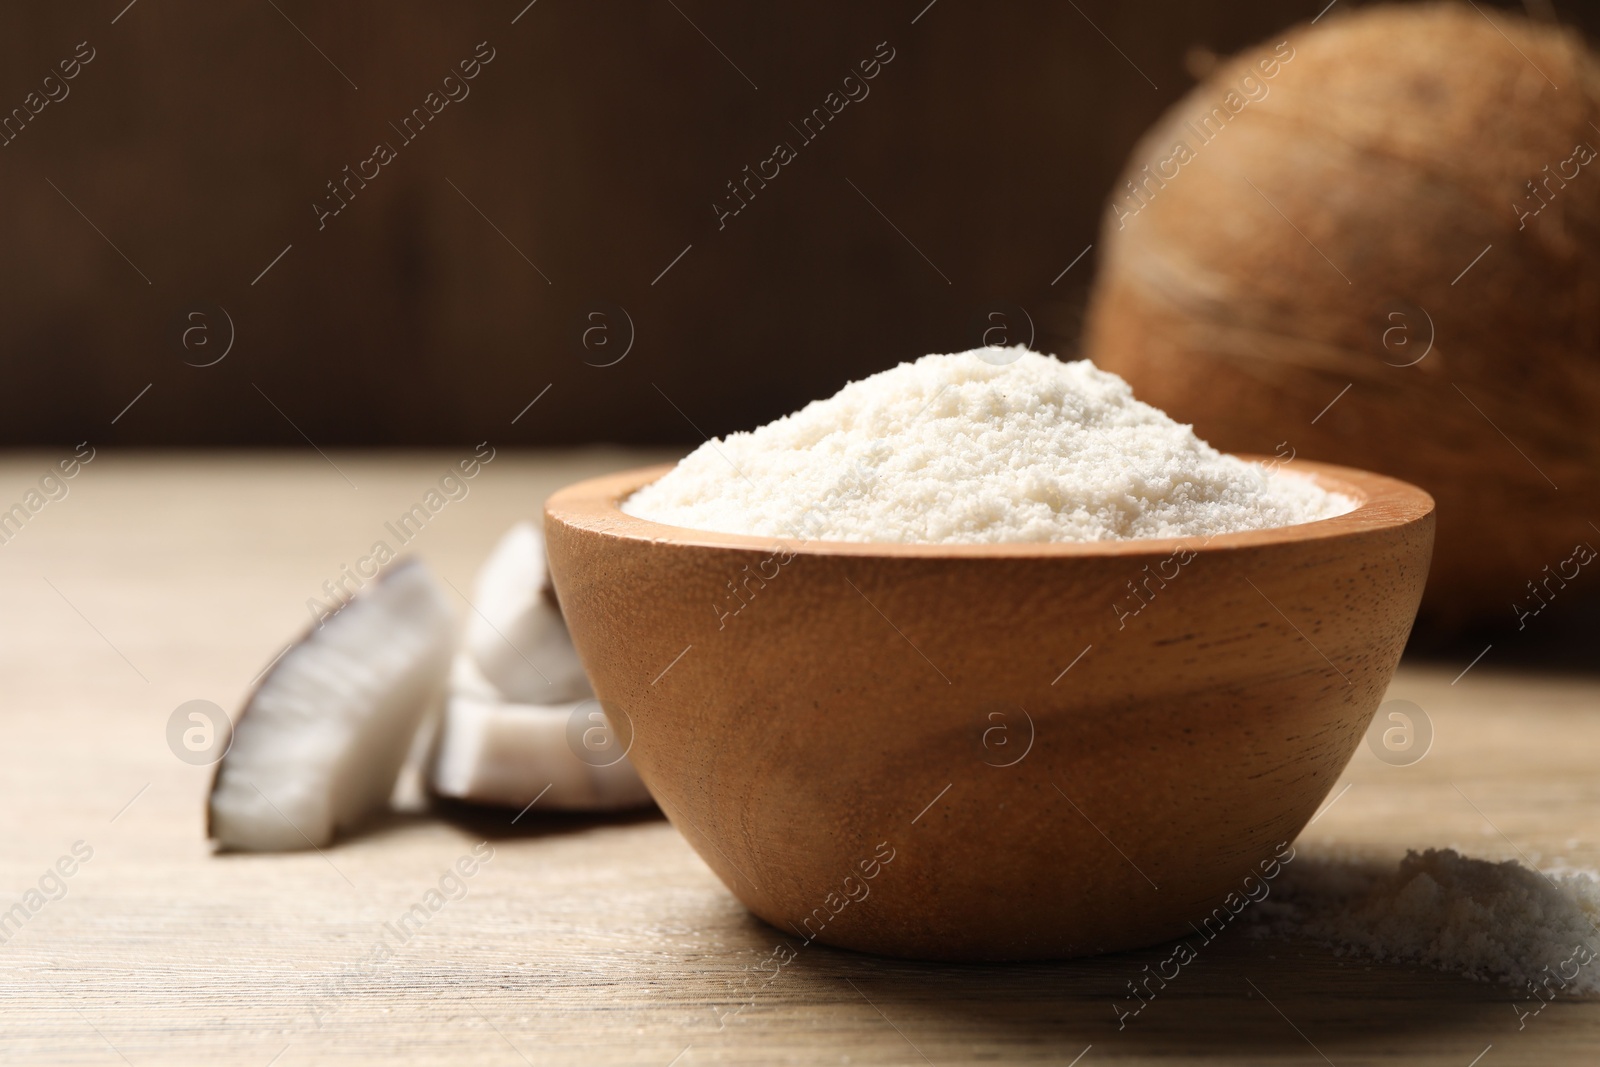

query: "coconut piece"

left=208, top=558, right=455, bottom=851
left=464, top=521, right=590, bottom=702
left=1083, top=4, right=1600, bottom=630
left=428, top=688, right=652, bottom=811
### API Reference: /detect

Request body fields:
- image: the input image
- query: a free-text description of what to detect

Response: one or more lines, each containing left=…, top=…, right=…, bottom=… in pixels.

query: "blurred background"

left=3, top=0, right=1593, bottom=449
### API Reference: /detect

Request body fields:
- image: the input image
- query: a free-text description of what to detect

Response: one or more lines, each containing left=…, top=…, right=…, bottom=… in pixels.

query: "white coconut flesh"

left=431, top=521, right=652, bottom=812
left=209, top=558, right=455, bottom=851
left=428, top=685, right=652, bottom=812
left=464, top=521, right=590, bottom=703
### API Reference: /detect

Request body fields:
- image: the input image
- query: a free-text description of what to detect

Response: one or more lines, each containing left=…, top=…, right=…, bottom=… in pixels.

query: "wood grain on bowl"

left=544, top=460, right=1435, bottom=961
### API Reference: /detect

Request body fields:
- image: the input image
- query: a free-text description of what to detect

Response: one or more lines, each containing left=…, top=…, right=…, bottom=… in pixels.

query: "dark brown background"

left=2, top=0, right=1592, bottom=447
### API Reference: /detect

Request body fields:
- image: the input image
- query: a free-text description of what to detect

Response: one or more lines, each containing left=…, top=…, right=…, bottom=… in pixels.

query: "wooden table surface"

left=1, top=451, right=1596, bottom=1066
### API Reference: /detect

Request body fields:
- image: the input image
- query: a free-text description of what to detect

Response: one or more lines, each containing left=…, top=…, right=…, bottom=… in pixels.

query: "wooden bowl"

left=544, top=459, right=1434, bottom=961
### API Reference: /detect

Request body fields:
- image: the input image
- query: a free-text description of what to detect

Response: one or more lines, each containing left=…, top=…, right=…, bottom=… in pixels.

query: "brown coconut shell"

left=1083, top=2, right=1600, bottom=632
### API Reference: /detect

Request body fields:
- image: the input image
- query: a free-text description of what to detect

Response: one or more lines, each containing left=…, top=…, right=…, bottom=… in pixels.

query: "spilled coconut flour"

left=624, top=347, right=1352, bottom=541
left=1249, top=849, right=1600, bottom=993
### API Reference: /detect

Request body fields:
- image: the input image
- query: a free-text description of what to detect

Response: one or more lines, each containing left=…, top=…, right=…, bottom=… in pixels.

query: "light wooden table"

left=1, top=451, right=1596, bottom=1066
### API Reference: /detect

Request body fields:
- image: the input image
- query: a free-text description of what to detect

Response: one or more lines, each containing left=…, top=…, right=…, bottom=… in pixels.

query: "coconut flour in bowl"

left=624, top=347, right=1353, bottom=541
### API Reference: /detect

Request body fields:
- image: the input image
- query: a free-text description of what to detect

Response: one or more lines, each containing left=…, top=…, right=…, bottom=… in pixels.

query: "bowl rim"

left=544, top=456, right=1435, bottom=560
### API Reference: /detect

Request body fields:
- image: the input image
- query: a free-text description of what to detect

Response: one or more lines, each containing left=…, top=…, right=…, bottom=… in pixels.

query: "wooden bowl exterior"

left=544, top=460, right=1434, bottom=961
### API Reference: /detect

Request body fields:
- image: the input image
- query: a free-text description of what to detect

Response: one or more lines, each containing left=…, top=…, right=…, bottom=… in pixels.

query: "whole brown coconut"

left=1084, top=2, right=1600, bottom=632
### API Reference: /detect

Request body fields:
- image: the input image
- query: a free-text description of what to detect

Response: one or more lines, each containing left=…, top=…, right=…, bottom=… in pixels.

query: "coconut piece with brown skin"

left=208, top=558, right=455, bottom=851
left=1083, top=3, right=1600, bottom=630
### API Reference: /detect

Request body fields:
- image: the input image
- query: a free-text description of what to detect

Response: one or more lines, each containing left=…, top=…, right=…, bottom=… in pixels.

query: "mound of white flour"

left=624, top=348, right=1351, bottom=542
left=1251, top=849, right=1600, bottom=994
